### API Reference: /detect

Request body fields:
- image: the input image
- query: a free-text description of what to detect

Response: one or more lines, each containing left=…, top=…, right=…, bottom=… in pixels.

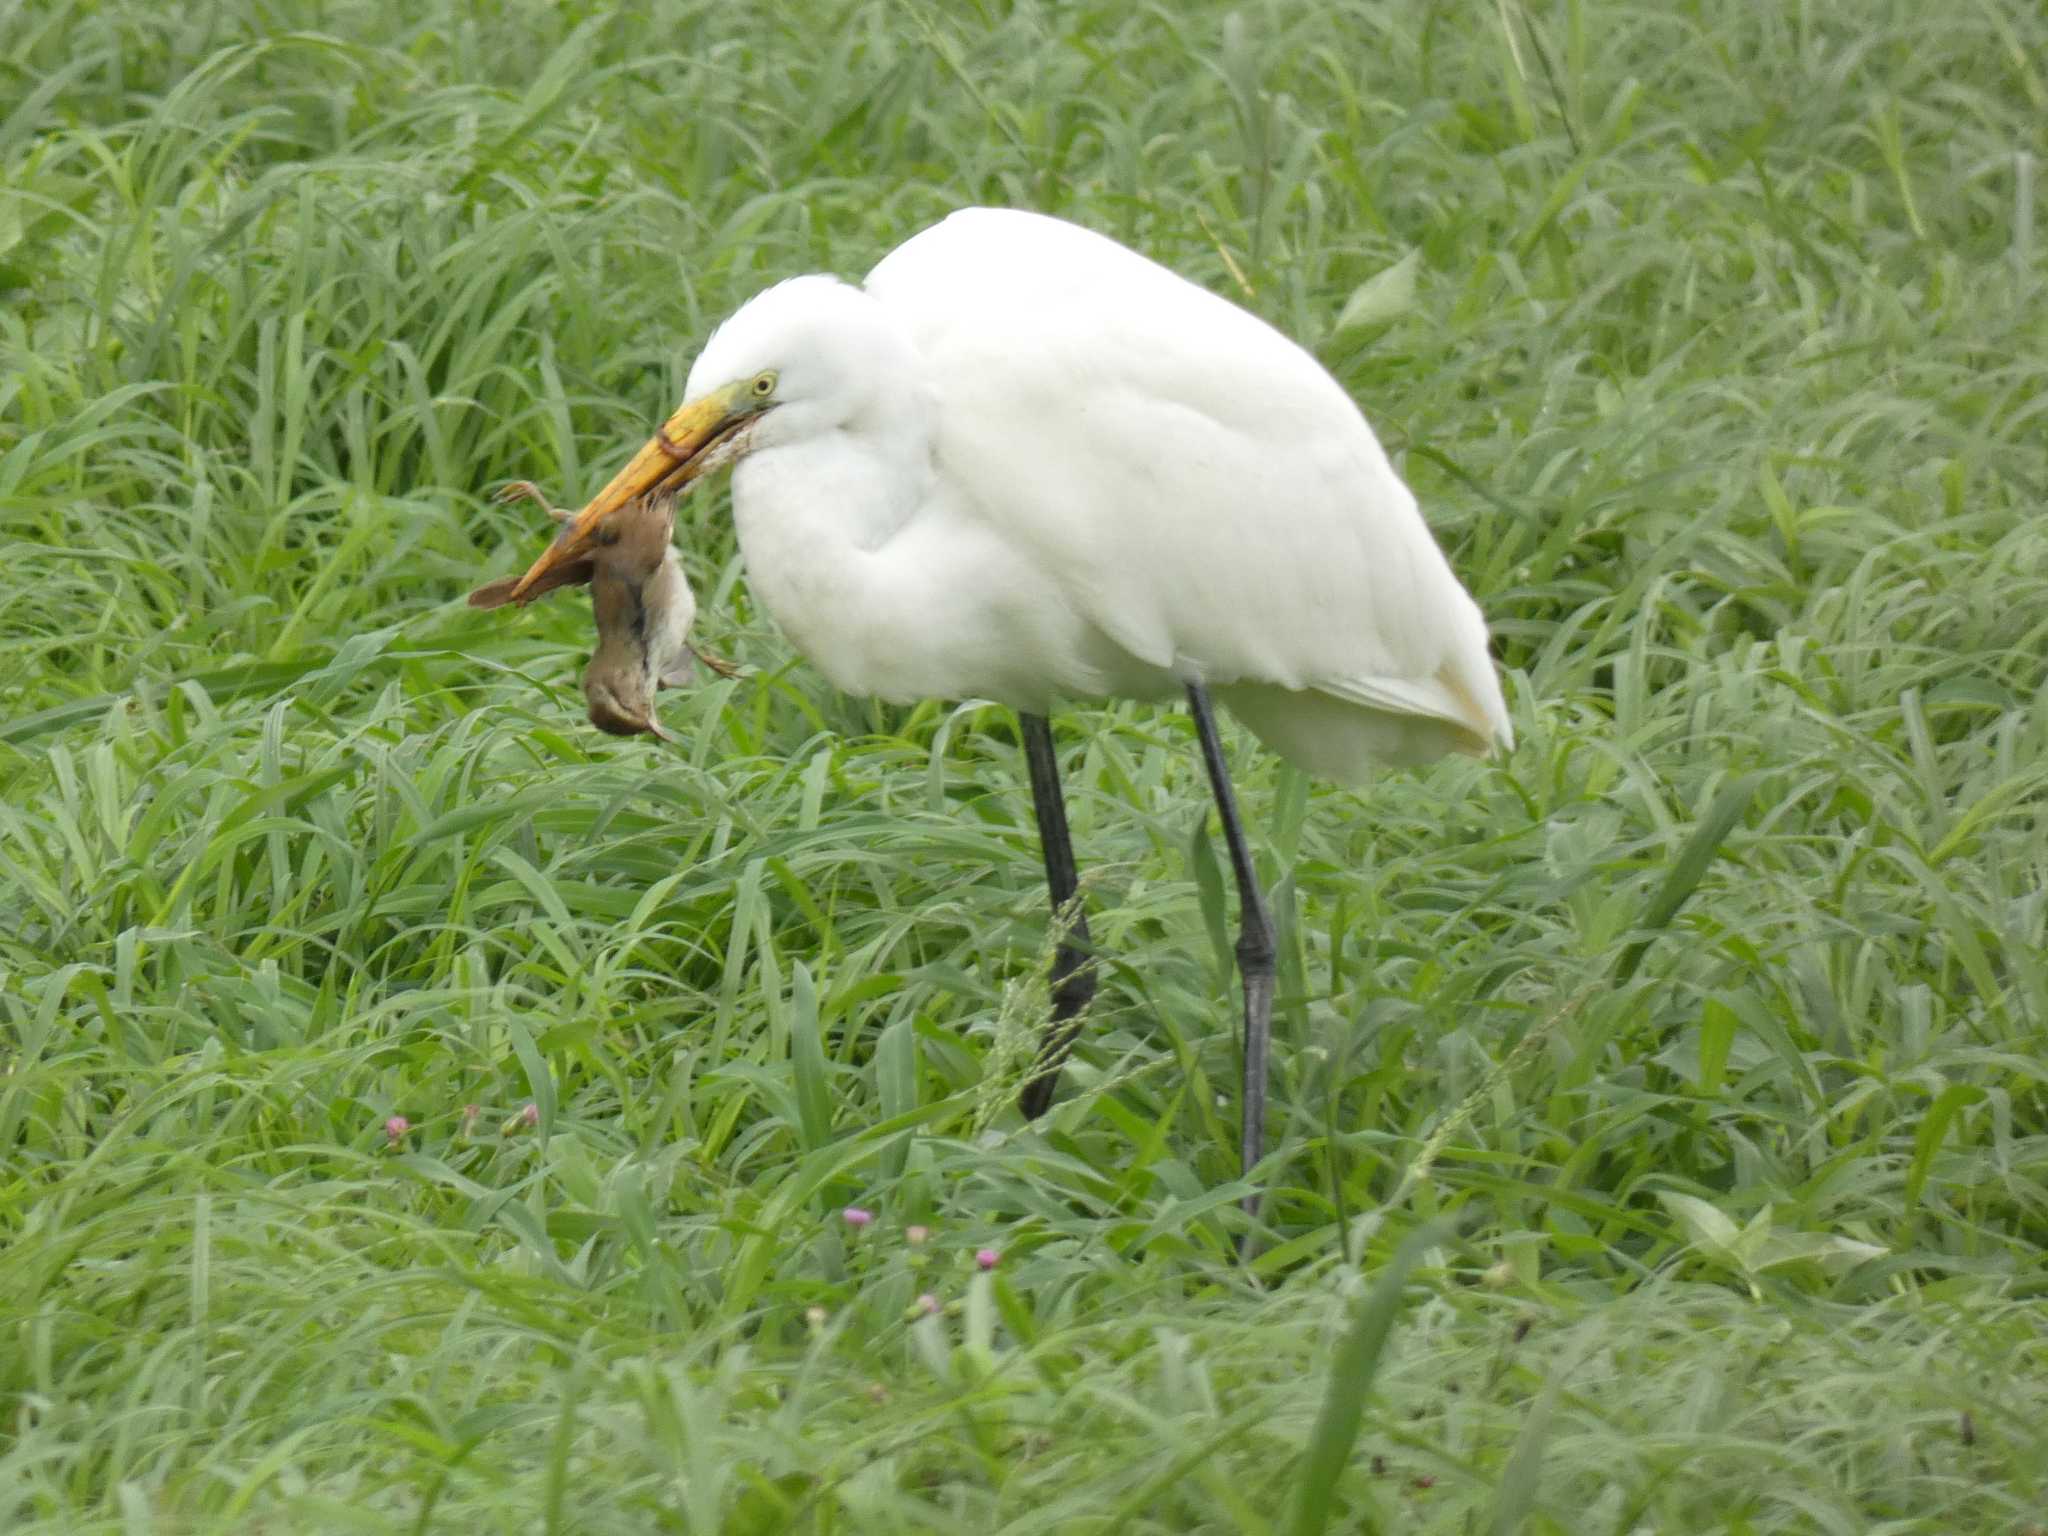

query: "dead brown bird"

left=469, top=481, right=735, bottom=740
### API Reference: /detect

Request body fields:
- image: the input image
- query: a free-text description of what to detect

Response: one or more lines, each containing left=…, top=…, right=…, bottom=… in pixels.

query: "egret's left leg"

left=1185, top=683, right=1276, bottom=1187
left=1016, top=712, right=1097, bottom=1121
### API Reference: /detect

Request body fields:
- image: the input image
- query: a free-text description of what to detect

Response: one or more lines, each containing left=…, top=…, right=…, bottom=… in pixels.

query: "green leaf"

left=1290, top=1223, right=1445, bottom=1536
left=1487, top=1355, right=1564, bottom=1536
left=1614, top=774, right=1757, bottom=982
left=1659, top=1192, right=1740, bottom=1259
left=1697, top=997, right=1737, bottom=1094
left=1906, top=1082, right=1986, bottom=1215
left=1334, top=249, right=1420, bottom=333
left=1189, top=810, right=1229, bottom=977
left=790, top=961, right=832, bottom=1153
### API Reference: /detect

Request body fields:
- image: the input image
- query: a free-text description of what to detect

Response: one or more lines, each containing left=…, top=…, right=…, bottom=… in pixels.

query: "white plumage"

left=681, top=208, right=1510, bottom=780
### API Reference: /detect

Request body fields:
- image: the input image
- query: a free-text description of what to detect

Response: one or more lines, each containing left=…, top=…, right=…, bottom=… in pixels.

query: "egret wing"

left=866, top=209, right=1509, bottom=754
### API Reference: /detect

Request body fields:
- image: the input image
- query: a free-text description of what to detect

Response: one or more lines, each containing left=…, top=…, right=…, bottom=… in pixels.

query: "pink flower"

left=384, top=1116, right=409, bottom=1145
left=842, top=1207, right=874, bottom=1229
left=905, top=1225, right=930, bottom=1245
left=975, top=1247, right=1000, bottom=1271
left=915, top=1293, right=940, bottom=1317
left=501, top=1102, right=542, bottom=1136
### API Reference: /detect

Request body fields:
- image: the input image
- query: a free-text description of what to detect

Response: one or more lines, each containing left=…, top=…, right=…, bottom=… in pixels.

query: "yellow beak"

left=509, top=385, right=747, bottom=602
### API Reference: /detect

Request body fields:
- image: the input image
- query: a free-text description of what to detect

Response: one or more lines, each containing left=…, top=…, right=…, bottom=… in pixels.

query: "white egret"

left=511, top=207, right=1512, bottom=1191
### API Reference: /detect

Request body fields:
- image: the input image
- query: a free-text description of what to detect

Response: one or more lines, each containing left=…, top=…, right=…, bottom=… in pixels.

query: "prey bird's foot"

left=691, top=644, right=743, bottom=680
left=496, top=480, right=570, bottom=522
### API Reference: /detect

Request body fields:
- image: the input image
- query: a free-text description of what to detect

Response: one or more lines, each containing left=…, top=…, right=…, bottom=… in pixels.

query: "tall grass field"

left=4, top=1, right=2046, bottom=1530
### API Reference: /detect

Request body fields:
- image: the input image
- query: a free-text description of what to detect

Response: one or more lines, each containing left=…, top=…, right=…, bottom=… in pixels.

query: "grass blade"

left=1290, top=1223, right=1446, bottom=1536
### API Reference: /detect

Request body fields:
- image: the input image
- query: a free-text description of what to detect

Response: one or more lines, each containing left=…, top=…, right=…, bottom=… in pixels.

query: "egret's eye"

left=750, top=370, right=777, bottom=400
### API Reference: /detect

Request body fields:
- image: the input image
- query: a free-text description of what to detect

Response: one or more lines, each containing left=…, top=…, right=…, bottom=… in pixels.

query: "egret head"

left=509, top=275, right=893, bottom=601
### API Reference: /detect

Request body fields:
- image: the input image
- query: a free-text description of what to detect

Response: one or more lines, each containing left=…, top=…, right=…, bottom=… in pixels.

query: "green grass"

left=4, top=0, right=2046, bottom=1529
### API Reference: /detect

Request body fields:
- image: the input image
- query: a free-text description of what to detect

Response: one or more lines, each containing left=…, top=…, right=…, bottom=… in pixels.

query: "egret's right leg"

left=1016, top=712, right=1097, bottom=1120
left=1185, top=683, right=1276, bottom=1195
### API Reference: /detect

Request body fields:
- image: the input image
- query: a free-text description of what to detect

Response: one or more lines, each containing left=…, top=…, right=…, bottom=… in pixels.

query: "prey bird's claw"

left=690, top=644, right=743, bottom=680
left=496, top=480, right=570, bottom=522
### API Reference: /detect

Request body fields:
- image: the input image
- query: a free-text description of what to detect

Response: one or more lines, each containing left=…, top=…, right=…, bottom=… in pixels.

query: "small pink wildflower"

left=384, top=1116, right=410, bottom=1145
left=975, top=1247, right=1000, bottom=1271
left=904, top=1225, right=930, bottom=1246
left=914, top=1292, right=940, bottom=1317
left=502, top=1102, right=541, bottom=1136
left=842, top=1207, right=874, bottom=1229
left=459, top=1103, right=481, bottom=1137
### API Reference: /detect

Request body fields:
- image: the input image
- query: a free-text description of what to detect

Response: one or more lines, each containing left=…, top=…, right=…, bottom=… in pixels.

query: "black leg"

left=1017, top=712, right=1097, bottom=1120
left=1185, top=683, right=1277, bottom=1190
